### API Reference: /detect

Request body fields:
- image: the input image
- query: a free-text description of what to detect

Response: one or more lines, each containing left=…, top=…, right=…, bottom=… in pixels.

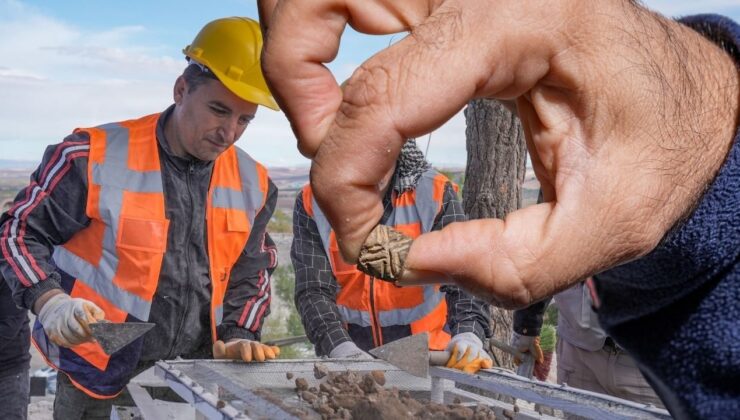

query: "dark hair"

left=182, top=62, right=219, bottom=93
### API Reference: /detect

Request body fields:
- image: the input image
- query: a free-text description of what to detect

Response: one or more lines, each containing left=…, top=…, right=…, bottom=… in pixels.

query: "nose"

left=218, top=118, right=240, bottom=143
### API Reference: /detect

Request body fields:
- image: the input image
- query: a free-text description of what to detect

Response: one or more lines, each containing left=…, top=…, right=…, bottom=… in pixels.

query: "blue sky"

left=1, top=0, right=739, bottom=167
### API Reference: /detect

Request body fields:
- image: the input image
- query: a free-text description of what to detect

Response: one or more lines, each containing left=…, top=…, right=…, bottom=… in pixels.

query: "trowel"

left=369, top=332, right=455, bottom=378
left=89, top=321, right=155, bottom=355
left=369, top=332, right=532, bottom=378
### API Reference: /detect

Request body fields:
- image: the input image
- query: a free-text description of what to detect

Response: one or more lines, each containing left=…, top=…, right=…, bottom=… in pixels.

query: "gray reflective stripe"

left=336, top=285, right=445, bottom=327
left=308, top=195, right=335, bottom=272
left=235, top=148, right=265, bottom=225
left=53, top=246, right=153, bottom=321
left=377, top=285, right=444, bottom=326
left=214, top=304, right=224, bottom=325
left=211, top=187, right=246, bottom=211
left=337, top=305, right=372, bottom=327
left=387, top=203, right=421, bottom=227
left=92, top=163, right=163, bottom=194
left=53, top=122, right=160, bottom=321
left=413, top=169, right=442, bottom=233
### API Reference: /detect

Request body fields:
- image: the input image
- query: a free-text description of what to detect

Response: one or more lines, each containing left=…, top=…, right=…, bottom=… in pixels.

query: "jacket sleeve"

left=436, top=182, right=493, bottom=342
left=217, top=179, right=279, bottom=342
left=0, top=134, right=92, bottom=311
left=291, top=191, right=351, bottom=356
left=512, top=298, right=551, bottom=336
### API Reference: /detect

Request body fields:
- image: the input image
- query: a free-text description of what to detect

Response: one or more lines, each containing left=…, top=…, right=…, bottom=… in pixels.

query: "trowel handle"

left=429, top=350, right=452, bottom=366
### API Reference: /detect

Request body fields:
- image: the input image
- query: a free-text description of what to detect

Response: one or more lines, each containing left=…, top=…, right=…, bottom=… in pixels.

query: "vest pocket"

left=117, top=216, right=169, bottom=253
left=115, top=217, right=169, bottom=301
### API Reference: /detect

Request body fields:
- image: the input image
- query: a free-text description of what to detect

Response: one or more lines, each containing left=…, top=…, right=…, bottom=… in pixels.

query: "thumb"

left=402, top=200, right=629, bottom=308
left=213, top=340, right=227, bottom=359
left=83, top=302, right=105, bottom=322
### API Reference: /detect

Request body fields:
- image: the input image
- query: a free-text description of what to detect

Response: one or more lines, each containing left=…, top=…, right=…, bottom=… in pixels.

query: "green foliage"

left=539, top=324, right=556, bottom=352
left=437, top=169, right=465, bottom=194
left=543, top=302, right=559, bottom=327
left=268, top=208, right=293, bottom=233
left=261, top=264, right=315, bottom=358
left=272, top=265, right=295, bottom=302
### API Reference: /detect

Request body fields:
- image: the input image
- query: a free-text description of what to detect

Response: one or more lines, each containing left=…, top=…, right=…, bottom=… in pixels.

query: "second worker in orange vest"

left=292, top=140, right=494, bottom=373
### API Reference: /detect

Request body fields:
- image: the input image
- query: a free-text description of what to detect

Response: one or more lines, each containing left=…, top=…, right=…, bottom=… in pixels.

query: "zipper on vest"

left=168, top=161, right=196, bottom=358
left=369, top=277, right=383, bottom=347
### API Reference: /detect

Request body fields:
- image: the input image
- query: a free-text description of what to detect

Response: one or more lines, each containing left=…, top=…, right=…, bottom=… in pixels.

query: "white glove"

left=37, top=294, right=105, bottom=348
left=447, top=332, right=493, bottom=363
left=329, top=341, right=373, bottom=359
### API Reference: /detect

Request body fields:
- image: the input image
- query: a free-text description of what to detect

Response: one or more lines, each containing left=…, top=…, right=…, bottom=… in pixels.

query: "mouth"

left=205, top=137, right=227, bottom=149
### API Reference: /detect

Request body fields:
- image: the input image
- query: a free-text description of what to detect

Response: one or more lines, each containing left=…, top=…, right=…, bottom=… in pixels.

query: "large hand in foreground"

left=260, top=0, right=739, bottom=307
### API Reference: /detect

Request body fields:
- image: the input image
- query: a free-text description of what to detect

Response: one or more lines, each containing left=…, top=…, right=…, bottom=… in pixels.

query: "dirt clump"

left=314, top=362, right=330, bottom=379
left=294, top=368, right=498, bottom=420
left=357, top=225, right=412, bottom=281
left=295, top=377, right=309, bottom=391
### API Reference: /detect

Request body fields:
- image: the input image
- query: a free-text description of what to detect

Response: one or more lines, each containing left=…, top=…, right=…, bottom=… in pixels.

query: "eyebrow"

left=209, top=100, right=256, bottom=121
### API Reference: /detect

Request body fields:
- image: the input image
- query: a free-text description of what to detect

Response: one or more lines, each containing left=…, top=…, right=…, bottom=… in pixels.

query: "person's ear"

left=173, top=76, right=187, bottom=104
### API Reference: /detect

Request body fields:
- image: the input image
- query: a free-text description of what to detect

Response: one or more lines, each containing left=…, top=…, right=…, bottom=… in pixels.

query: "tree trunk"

left=463, top=99, right=527, bottom=369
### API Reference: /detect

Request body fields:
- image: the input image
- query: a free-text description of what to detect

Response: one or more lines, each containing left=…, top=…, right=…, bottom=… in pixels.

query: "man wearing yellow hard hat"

left=0, top=17, right=280, bottom=419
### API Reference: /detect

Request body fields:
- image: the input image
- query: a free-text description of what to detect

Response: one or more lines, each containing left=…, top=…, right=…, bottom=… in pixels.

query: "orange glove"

left=445, top=333, right=494, bottom=374
left=511, top=333, right=545, bottom=365
left=213, top=339, right=280, bottom=362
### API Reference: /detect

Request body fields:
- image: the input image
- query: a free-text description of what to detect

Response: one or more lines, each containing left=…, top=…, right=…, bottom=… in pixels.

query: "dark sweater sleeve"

left=0, top=134, right=91, bottom=311
left=291, top=190, right=352, bottom=356
left=512, top=298, right=551, bottom=336
left=218, top=179, right=279, bottom=342
left=436, top=182, right=492, bottom=342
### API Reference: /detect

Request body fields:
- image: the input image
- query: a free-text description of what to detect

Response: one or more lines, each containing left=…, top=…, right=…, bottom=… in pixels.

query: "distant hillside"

left=0, top=160, right=37, bottom=170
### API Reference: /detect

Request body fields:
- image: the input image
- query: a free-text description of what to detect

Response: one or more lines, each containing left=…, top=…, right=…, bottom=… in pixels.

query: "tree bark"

left=463, top=99, right=527, bottom=368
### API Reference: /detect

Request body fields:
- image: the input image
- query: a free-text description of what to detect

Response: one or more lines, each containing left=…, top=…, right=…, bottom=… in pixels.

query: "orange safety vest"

left=31, top=113, right=269, bottom=398
left=302, top=169, right=454, bottom=351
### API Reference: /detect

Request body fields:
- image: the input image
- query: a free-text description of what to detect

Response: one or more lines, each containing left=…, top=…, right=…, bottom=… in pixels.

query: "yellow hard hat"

left=183, top=17, right=279, bottom=110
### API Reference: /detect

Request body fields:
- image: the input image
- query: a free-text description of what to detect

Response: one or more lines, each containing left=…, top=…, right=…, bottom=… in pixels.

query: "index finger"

left=260, top=0, right=433, bottom=158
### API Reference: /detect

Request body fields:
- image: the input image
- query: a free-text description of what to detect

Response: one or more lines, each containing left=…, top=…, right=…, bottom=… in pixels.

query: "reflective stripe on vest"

left=34, top=113, right=269, bottom=398
left=305, top=169, right=447, bottom=327
left=53, top=119, right=163, bottom=322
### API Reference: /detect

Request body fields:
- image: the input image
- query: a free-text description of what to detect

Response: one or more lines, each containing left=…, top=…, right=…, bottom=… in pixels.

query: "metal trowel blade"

left=369, top=332, right=431, bottom=378
left=90, top=321, right=155, bottom=355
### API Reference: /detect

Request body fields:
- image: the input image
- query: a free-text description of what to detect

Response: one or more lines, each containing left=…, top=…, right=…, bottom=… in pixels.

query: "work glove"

left=446, top=332, right=494, bottom=374
left=37, top=293, right=105, bottom=348
left=511, top=332, right=545, bottom=365
left=329, top=341, right=373, bottom=359
left=213, top=339, right=280, bottom=362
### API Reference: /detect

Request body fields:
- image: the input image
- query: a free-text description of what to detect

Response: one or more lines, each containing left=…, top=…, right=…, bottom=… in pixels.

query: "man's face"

left=172, top=76, right=258, bottom=161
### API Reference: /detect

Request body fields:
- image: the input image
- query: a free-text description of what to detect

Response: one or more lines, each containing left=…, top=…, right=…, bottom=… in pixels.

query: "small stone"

left=370, top=370, right=386, bottom=386
left=317, top=403, right=335, bottom=416
left=361, top=373, right=379, bottom=394
left=286, top=372, right=294, bottom=380
left=314, top=362, right=330, bottom=379
left=357, top=225, right=413, bottom=281
left=216, top=400, right=226, bottom=409
left=295, top=377, right=309, bottom=391
left=301, top=390, right=318, bottom=404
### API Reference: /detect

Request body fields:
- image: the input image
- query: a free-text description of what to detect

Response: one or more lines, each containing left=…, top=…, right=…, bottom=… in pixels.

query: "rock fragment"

left=357, top=225, right=412, bottom=281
